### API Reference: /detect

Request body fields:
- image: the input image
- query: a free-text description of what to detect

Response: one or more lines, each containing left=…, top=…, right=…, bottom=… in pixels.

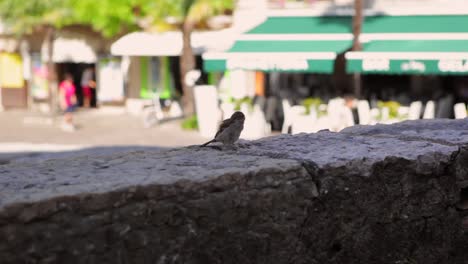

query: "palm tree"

left=352, top=0, right=363, bottom=51
left=180, top=0, right=197, bottom=116
left=352, top=0, right=363, bottom=96
left=150, top=0, right=234, bottom=116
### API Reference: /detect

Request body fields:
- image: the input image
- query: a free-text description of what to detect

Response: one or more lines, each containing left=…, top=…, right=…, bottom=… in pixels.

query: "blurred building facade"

left=1, top=0, right=468, bottom=121
left=0, top=23, right=120, bottom=111
left=201, top=0, right=468, bottom=128
left=0, top=21, right=26, bottom=110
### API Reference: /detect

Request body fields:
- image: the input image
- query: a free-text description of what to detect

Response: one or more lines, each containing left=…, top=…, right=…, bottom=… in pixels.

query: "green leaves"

left=0, top=0, right=234, bottom=37
left=0, top=0, right=69, bottom=33
left=148, top=0, right=234, bottom=30
left=68, top=0, right=147, bottom=37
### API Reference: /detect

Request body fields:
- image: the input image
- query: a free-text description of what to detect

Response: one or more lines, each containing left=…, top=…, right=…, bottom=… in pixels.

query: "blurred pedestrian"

left=344, top=94, right=359, bottom=125
left=81, top=67, right=96, bottom=108
left=59, top=73, right=77, bottom=132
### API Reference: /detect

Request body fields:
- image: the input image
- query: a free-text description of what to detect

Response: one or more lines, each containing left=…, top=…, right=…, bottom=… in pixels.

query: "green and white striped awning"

left=242, top=14, right=468, bottom=35
left=346, top=40, right=468, bottom=75
left=203, top=40, right=351, bottom=73
left=203, top=15, right=468, bottom=73
left=203, top=16, right=353, bottom=73
left=246, top=16, right=352, bottom=35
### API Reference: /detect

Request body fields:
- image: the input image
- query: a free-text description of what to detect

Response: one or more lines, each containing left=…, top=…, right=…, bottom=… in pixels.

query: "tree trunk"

left=180, top=19, right=196, bottom=116
left=352, top=0, right=363, bottom=97
left=352, top=0, right=363, bottom=51
left=44, top=26, right=58, bottom=117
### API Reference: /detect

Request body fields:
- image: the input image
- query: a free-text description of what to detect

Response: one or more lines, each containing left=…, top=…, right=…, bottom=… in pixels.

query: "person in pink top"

left=59, top=73, right=77, bottom=131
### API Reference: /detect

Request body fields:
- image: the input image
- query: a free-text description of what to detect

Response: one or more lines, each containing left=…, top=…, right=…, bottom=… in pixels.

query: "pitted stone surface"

left=0, top=149, right=304, bottom=210
left=1, top=119, right=467, bottom=264
left=239, top=130, right=458, bottom=177
left=342, top=118, right=468, bottom=145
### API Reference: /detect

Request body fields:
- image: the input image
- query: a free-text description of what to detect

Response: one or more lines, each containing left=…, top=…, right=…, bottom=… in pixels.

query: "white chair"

left=408, top=101, right=423, bottom=120
left=357, top=100, right=371, bottom=125
left=380, top=107, right=390, bottom=123
left=290, top=106, right=321, bottom=134
left=313, top=116, right=333, bottom=132
left=291, top=115, right=315, bottom=134
left=253, top=104, right=271, bottom=138
left=291, top=115, right=330, bottom=134
left=370, top=108, right=380, bottom=124
left=240, top=103, right=254, bottom=139
left=239, top=103, right=272, bottom=139
left=308, top=107, right=318, bottom=120
left=454, top=103, right=467, bottom=119
left=398, top=106, right=409, bottom=118
left=254, top=104, right=272, bottom=135
left=422, top=101, right=435, bottom=119
left=327, top=98, right=345, bottom=132
left=194, top=85, right=222, bottom=138
left=340, top=107, right=355, bottom=130
left=356, top=100, right=379, bottom=125
left=282, top=99, right=306, bottom=134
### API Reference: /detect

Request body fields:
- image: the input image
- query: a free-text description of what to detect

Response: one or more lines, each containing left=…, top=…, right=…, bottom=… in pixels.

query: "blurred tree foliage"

left=0, top=0, right=134, bottom=36
left=0, top=0, right=71, bottom=33
left=0, top=0, right=233, bottom=37
left=68, top=0, right=147, bottom=37
left=0, top=0, right=234, bottom=116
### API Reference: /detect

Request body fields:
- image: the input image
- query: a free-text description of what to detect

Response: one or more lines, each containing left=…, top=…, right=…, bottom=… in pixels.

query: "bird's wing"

left=215, top=117, right=231, bottom=138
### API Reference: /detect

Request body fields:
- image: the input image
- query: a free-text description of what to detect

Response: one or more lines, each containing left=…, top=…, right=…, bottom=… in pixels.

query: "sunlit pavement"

left=0, top=108, right=207, bottom=153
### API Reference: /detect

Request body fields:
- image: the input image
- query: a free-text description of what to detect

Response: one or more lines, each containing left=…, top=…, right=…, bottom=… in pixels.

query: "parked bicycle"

left=142, top=92, right=183, bottom=128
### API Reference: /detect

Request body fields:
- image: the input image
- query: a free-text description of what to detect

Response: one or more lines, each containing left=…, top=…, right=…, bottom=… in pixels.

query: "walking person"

left=81, top=67, right=96, bottom=108
left=59, top=73, right=77, bottom=132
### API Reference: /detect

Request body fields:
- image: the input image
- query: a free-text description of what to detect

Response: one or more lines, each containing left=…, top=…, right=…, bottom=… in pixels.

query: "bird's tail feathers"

left=200, top=139, right=215, bottom=147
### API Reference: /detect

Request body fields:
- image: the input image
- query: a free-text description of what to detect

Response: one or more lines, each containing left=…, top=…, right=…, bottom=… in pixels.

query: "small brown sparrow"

left=201, top=111, right=245, bottom=147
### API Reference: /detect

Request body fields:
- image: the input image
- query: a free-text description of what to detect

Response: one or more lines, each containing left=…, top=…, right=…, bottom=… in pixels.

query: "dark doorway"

left=56, top=63, right=96, bottom=107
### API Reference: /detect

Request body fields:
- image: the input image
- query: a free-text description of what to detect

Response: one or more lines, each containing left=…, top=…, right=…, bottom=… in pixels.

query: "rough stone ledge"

left=0, top=119, right=468, bottom=263
left=0, top=151, right=306, bottom=212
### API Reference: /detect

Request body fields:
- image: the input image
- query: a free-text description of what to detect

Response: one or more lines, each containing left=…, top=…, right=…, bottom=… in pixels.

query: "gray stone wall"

left=1, top=119, right=467, bottom=263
